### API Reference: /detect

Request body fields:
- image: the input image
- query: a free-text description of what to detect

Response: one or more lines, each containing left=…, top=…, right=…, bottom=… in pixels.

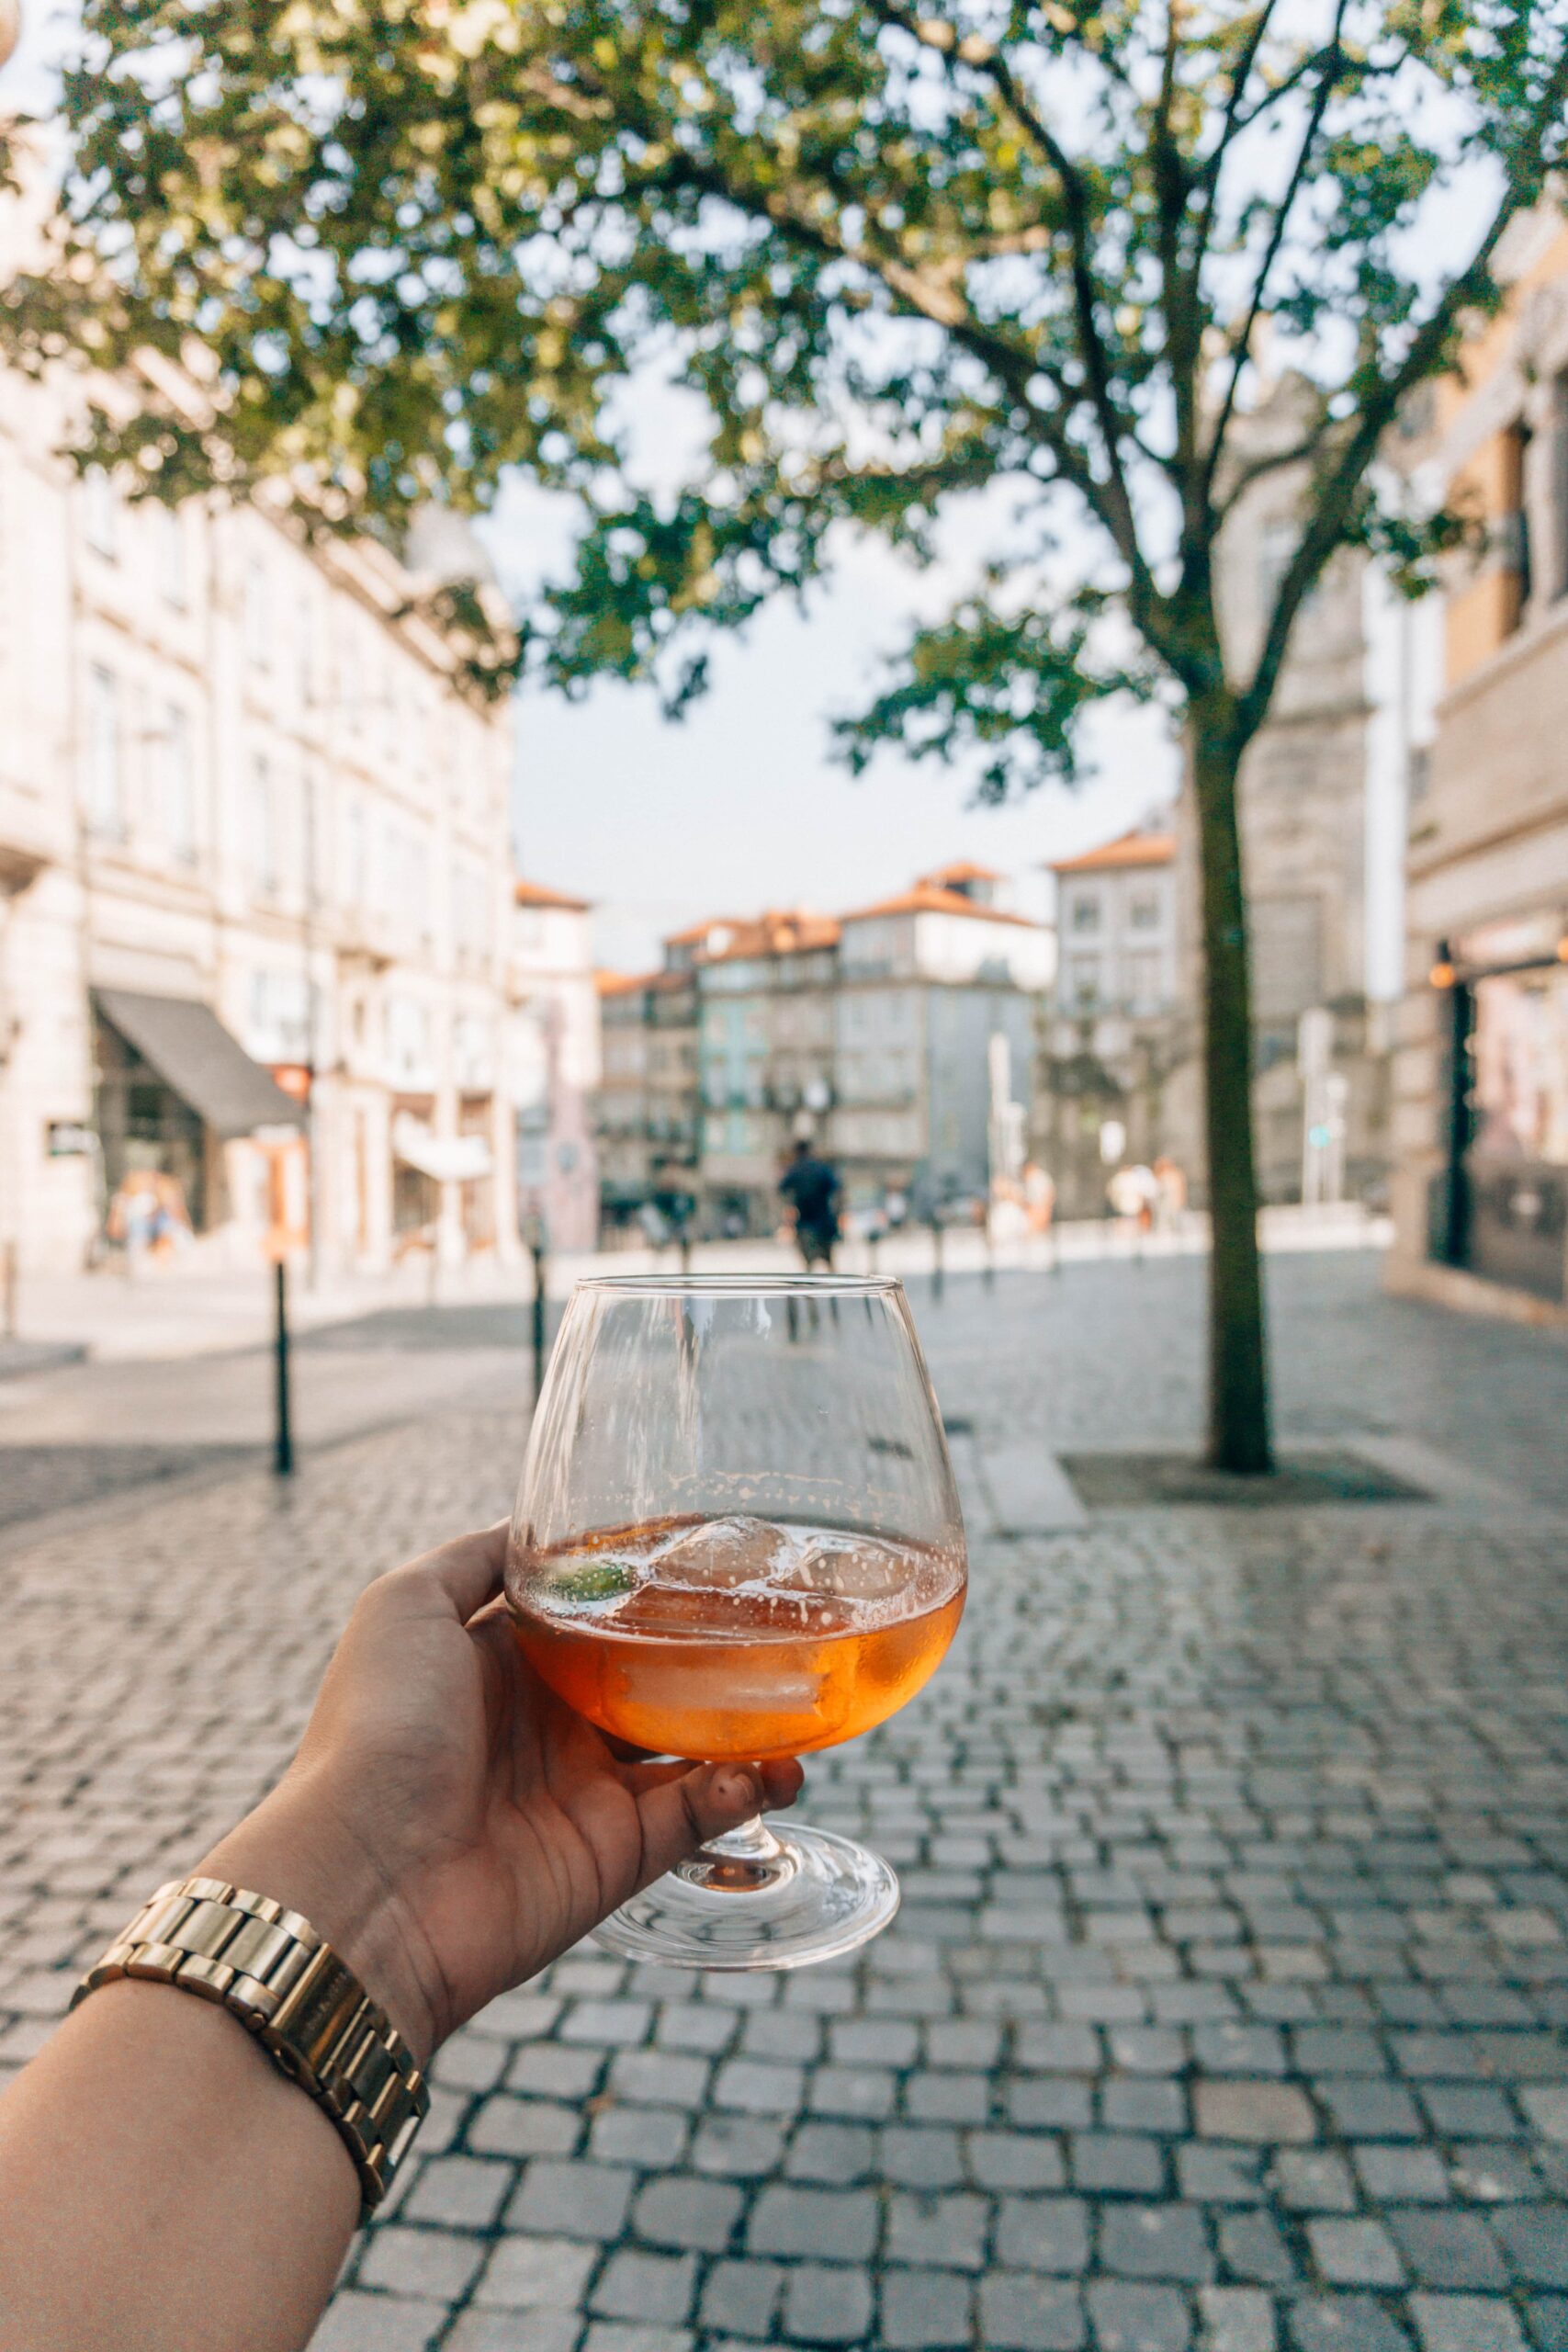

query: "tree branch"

left=1199, top=0, right=1350, bottom=515
left=1235, top=29, right=1568, bottom=742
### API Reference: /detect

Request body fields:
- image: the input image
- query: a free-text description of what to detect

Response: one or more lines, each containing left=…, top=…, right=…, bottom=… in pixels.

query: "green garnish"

left=547, top=1558, right=636, bottom=1607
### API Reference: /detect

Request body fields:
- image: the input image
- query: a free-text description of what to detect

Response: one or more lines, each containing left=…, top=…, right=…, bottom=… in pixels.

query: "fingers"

left=373, top=1523, right=509, bottom=1624
left=631, top=1757, right=805, bottom=1885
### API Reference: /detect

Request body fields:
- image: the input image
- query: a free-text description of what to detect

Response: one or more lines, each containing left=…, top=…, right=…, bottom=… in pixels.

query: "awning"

left=391, top=1112, right=491, bottom=1183
left=94, top=989, right=304, bottom=1138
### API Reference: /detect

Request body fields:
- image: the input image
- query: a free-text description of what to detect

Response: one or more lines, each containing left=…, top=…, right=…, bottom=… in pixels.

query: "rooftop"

left=517, top=878, right=592, bottom=911
left=838, top=884, right=1043, bottom=930
left=915, top=859, right=1004, bottom=888
left=1051, top=828, right=1176, bottom=876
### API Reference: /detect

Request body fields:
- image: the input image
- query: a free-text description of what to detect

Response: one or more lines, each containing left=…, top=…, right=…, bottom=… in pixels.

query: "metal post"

left=1442, top=978, right=1473, bottom=1267
left=930, top=1216, right=943, bottom=1304
left=273, top=1258, right=294, bottom=1477
left=984, top=1219, right=995, bottom=1292
left=531, top=1234, right=548, bottom=1401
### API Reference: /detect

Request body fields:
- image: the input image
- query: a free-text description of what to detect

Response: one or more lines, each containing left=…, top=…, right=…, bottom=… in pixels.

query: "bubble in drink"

left=507, top=1515, right=964, bottom=1760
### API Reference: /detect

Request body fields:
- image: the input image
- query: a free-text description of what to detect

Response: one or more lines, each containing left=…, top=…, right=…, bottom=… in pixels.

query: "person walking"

left=780, top=1136, right=841, bottom=1271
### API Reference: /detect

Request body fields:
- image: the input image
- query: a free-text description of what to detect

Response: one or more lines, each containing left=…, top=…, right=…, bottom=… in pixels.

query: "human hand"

left=202, top=1525, right=803, bottom=2061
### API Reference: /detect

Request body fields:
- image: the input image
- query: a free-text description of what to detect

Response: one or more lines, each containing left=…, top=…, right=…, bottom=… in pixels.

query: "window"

left=248, top=969, right=311, bottom=1061
left=156, top=506, right=186, bottom=607
left=85, top=664, right=122, bottom=833
left=1070, top=894, right=1100, bottom=934
left=163, top=706, right=196, bottom=862
left=1126, top=949, right=1163, bottom=1012
left=244, top=560, right=270, bottom=666
left=1129, top=891, right=1161, bottom=932
left=250, top=755, right=277, bottom=894
left=454, top=860, right=487, bottom=959
left=1069, top=955, right=1101, bottom=1009
left=83, top=466, right=118, bottom=558
left=1499, top=420, right=1532, bottom=635
left=344, top=797, right=366, bottom=905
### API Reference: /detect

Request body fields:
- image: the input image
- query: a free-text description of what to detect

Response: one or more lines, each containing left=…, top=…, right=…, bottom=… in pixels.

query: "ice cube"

left=648, top=1515, right=795, bottom=1591
left=777, top=1532, right=910, bottom=1608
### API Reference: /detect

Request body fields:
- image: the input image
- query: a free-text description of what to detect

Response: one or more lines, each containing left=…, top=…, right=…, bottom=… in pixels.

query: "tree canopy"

left=6, top=0, right=1565, bottom=781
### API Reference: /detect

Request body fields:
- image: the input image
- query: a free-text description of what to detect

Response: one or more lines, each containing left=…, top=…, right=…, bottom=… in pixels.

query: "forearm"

left=0, top=1981, right=359, bottom=2352
left=0, top=1781, right=434, bottom=2352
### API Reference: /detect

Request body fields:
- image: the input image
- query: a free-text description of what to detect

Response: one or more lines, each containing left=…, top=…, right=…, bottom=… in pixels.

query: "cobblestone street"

left=3, top=1251, right=1568, bottom=2350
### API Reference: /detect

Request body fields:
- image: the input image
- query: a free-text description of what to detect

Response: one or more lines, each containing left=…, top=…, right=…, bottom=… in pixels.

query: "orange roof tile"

left=1050, top=829, right=1175, bottom=875
left=594, top=969, right=652, bottom=999
left=916, top=858, right=1005, bottom=887
left=838, top=884, right=1043, bottom=929
left=516, top=877, right=592, bottom=910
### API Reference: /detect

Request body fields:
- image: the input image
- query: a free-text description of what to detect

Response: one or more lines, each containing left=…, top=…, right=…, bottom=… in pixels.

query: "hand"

left=201, top=1526, right=803, bottom=2062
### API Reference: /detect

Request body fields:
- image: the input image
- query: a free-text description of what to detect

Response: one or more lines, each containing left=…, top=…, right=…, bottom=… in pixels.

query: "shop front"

left=92, top=988, right=303, bottom=1254
left=1427, top=916, right=1568, bottom=1305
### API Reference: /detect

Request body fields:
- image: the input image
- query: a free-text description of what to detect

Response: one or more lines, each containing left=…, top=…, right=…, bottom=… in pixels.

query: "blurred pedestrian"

left=1152, top=1154, right=1187, bottom=1234
left=780, top=1137, right=841, bottom=1271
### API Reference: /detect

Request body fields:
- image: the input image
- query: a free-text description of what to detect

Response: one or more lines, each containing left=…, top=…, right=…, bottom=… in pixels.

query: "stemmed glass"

left=505, top=1274, right=967, bottom=1969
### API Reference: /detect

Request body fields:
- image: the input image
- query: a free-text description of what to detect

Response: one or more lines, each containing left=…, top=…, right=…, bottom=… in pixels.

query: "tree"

left=8, top=0, right=1565, bottom=1468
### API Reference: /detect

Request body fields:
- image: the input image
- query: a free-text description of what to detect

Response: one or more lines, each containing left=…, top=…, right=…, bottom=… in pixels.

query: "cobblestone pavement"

left=2, top=1256, right=1567, bottom=2350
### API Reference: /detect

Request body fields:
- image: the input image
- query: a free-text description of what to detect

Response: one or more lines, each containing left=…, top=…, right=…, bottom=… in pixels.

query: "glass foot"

left=592, top=1816, right=899, bottom=1970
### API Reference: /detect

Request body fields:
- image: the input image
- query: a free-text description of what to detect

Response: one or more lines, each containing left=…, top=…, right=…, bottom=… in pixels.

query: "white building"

left=0, top=339, right=518, bottom=1279
left=508, top=879, right=602, bottom=1251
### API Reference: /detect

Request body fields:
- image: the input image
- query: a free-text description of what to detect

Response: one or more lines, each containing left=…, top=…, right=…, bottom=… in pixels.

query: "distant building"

left=1032, top=828, right=1182, bottom=1218
left=831, top=877, right=1053, bottom=1221
left=0, top=325, right=517, bottom=1279
left=509, top=880, right=600, bottom=1251
left=1390, top=211, right=1568, bottom=1312
left=592, top=869, right=1053, bottom=1238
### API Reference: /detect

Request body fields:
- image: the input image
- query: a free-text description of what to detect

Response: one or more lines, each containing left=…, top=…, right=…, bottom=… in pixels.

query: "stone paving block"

left=1269, top=2154, right=1360, bottom=2220
left=712, top=2058, right=805, bottom=2118
left=747, top=2182, right=879, bottom=2261
left=1071, top=2132, right=1167, bottom=2194
left=509, top=2044, right=605, bottom=2100
left=1196, top=2286, right=1277, bottom=2350
left=994, top=2194, right=1091, bottom=2275
left=472, top=2236, right=598, bottom=2309
left=968, top=2128, right=1068, bottom=2191
left=881, top=2124, right=966, bottom=2188
left=1305, top=2218, right=1406, bottom=2288
left=1383, top=2205, right=1509, bottom=2289
left=631, top=2172, right=743, bottom=2254
left=699, top=2259, right=784, bottom=2337
left=578, top=2327, right=694, bottom=2352
left=357, top=2226, right=487, bottom=2300
left=588, top=2249, right=696, bottom=2325
left=1526, top=2294, right=1568, bottom=2348
left=1217, top=2212, right=1299, bottom=2288
left=1490, top=2202, right=1568, bottom=2286
left=470, top=2095, right=583, bottom=2158
left=784, top=2120, right=875, bottom=2183
left=1524, top=2090, right=1568, bottom=2144
left=1196, top=2084, right=1317, bottom=2145
left=1352, top=2145, right=1450, bottom=2203
left=561, top=2000, right=653, bottom=2049
left=886, top=2188, right=990, bottom=2271
left=1408, top=2293, right=1530, bottom=2351
left=655, top=2002, right=737, bottom=2055
left=1099, top=2202, right=1213, bottom=2284
left=310, top=2293, right=450, bottom=2351
left=1013, top=2076, right=1097, bottom=2130
left=506, top=2159, right=637, bottom=2242
left=781, top=2260, right=874, bottom=2345
left=1087, top=2278, right=1193, bottom=2349
left=609, top=2051, right=711, bottom=2108
left=829, top=2017, right=919, bottom=2065
left=402, top=2154, right=513, bottom=2229
left=1178, top=2145, right=1268, bottom=2205
left=1285, top=2295, right=1411, bottom=2350
left=978, top=2272, right=1087, bottom=2349
left=880, top=2266, right=976, bottom=2347
left=808, top=2063, right=897, bottom=2120
left=1102, top=2078, right=1189, bottom=2134
left=691, top=2117, right=787, bottom=2177
left=445, top=2314, right=581, bottom=2352
left=588, top=2105, right=689, bottom=2169
left=1449, top=2143, right=1540, bottom=2202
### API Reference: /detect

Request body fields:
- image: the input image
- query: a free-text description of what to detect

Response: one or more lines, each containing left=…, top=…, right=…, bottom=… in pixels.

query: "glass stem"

left=676, top=1812, right=796, bottom=1894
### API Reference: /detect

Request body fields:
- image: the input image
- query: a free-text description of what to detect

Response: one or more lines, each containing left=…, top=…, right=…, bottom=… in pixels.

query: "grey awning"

left=94, top=989, right=303, bottom=1138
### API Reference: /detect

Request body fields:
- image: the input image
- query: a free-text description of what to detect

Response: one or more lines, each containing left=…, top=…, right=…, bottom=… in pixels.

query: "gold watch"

left=73, top=1875, right=429, bottom=2213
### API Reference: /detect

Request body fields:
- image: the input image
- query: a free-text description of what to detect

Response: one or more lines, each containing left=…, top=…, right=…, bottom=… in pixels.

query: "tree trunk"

left=1192, top=709, right=1273, bottom=1474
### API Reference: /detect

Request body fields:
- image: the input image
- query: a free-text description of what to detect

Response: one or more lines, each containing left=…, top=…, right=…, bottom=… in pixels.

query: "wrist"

left=197, top=1775, right=440, bottom=2066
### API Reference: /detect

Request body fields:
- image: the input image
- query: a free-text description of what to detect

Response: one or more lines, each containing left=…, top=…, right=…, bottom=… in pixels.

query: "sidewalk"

left=0, top=1250, right=1563, bottom=2352
left=6, top=1202, right=1390, bottom=1366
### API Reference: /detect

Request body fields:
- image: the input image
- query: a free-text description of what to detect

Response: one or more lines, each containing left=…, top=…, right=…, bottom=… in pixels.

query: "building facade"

left=509, top=880, right=601, bottom=1252
left=1032, top=829, right=1183, bottom=1219
left=1390, top=212, right=1568, bottom=1311
left=0, top=341, right=518, bottom=1280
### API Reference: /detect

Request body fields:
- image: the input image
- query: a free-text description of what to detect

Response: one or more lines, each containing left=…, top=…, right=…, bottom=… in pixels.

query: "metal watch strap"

left=73, top=1874, right=429, bottom=2213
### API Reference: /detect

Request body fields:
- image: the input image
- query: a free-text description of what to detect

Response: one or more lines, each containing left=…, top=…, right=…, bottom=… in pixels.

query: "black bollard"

left=930, top=1216, right=944, bottom=1304
left=531, top=1234, right=548, bottom=1400
left=273, top=1258, right=294, bottom=1477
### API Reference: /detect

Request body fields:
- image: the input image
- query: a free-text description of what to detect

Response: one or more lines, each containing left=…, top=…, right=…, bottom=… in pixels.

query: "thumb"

left=631, top=1761, right=782, bottom=1888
